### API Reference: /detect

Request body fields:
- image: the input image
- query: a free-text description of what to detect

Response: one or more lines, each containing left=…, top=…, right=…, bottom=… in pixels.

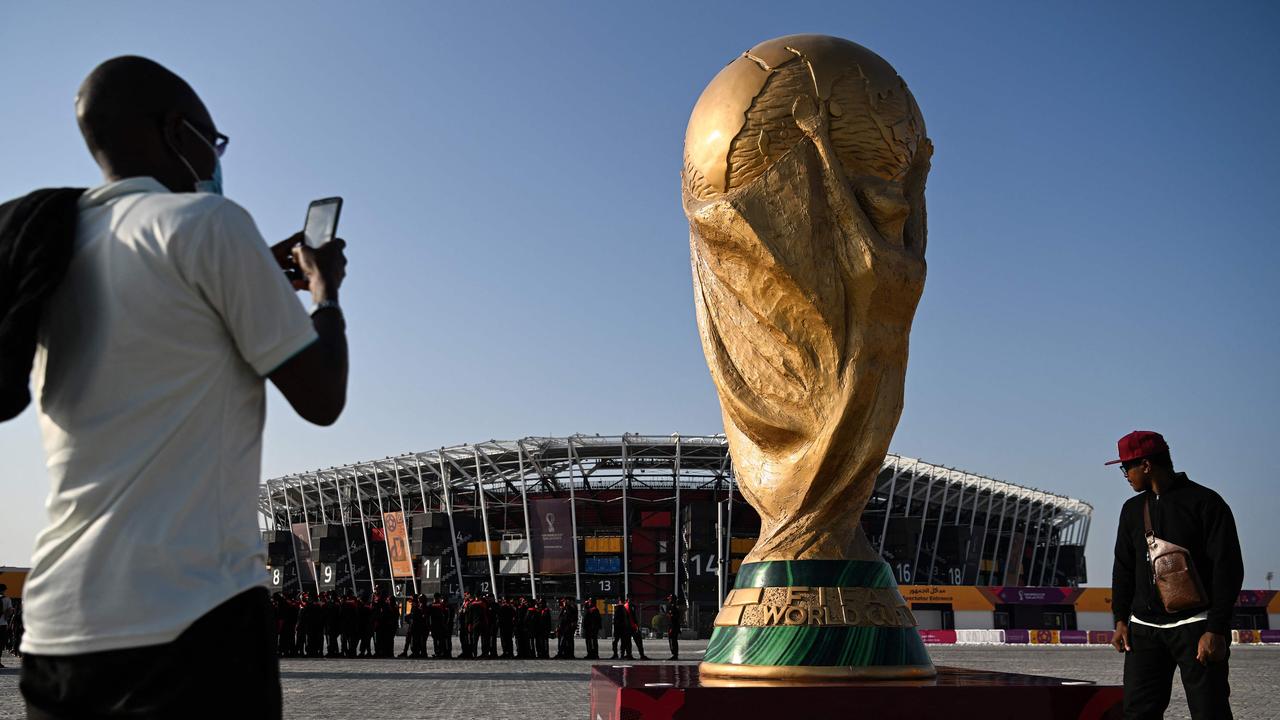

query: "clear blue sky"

left=2, top=2, right=1277, bottom=589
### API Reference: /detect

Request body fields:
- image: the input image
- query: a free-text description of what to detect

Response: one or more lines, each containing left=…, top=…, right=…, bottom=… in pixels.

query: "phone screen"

left=303, top=198, right=342, bottom=249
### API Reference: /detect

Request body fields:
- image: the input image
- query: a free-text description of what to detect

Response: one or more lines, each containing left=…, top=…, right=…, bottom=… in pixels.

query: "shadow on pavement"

left=280, top=670, right=583, bottom=682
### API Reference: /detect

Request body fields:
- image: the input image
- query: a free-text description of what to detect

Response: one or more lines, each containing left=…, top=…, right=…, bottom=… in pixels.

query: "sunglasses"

left=1120, top=459, right=1146, bottom=475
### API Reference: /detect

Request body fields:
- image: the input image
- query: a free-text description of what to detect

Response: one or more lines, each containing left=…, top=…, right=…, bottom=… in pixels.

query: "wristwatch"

left=312, top=299, right=342, bottom=316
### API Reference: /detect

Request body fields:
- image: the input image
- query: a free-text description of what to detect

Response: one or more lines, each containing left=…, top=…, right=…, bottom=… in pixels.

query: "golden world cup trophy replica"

left=684, top=34, right=935, bottom=680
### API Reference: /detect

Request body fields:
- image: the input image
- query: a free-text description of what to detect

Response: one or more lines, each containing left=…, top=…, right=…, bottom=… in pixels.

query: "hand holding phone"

left=274, top=196, right=346, bottom=291
left=303, top=197, right=342, bottom=249
left=292, top=238, right=347, bottom=304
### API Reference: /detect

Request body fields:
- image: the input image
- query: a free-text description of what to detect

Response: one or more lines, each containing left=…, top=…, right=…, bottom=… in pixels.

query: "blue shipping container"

left=585, top=556, right=621, bottom=573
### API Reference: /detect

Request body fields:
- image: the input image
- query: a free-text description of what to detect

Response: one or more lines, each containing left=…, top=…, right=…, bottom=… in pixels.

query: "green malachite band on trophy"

left=703, top=625, right=932, bottom=667
left=733, top=560, right=897, bottom=589
left=702, top=559, right=933, bottom=676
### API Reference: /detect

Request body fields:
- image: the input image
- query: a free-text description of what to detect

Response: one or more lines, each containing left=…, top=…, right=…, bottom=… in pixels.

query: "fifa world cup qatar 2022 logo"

left=683, top=34, right=935, bottom=680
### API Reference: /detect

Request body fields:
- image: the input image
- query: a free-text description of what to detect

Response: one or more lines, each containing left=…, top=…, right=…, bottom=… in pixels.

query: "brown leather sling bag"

left=1144, top=499, right=1209, bottom=613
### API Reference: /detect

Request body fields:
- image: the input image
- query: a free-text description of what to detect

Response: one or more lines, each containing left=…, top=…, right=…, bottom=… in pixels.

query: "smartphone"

left=303, top=197, right=343, bottom=249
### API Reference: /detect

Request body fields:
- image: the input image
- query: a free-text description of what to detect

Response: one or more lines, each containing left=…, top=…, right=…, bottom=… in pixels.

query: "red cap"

left=1104, top=430, right=1169, bottom=465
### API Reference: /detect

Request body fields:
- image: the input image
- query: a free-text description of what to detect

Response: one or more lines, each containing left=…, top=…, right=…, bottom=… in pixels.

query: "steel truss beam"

left=261, top=437, right=1094, bottom=589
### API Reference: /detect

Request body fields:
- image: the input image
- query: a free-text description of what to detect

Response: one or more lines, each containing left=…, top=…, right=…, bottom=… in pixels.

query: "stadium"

left=259, top=433, right=1095, bottom=635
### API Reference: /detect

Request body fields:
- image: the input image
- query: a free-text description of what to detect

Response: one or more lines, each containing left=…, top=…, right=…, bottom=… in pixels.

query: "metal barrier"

left=955, top=629, right=1006, bottom=644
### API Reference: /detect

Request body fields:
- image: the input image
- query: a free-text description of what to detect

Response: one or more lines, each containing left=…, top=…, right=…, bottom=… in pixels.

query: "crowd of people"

left=269, top=590, right=683, bottom=662
left=0, top=583, right=20, bottom=667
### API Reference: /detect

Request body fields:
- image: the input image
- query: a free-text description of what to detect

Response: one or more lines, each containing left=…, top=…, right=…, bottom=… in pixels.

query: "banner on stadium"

left=1087, top=630, right=1114, bottom=645
left=979, top=586, right=1085, bottom=606
left=899, top=585, right=994, bottom=611
left=1236, top=589, right=1277, bottom=607
left=1234, top=629, right=1260, bottom=644
left=290, top=522, right=317, bottom=588
left=1002, top=532, right=1025, bottom=585
left=918, top=629, right=957, bottom=644
left=530, top=498, right=575, bottom=573
left=1058, top=630, right=1088, bottom=644
left=1003, top=629, right=1030, bottom=644
left=382, top=511, right=415, bottom=578
left=1028, top=629, right=1059, bottom=645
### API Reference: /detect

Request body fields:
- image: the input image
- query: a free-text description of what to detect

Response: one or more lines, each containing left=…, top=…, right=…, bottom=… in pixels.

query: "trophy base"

left=588, top=664, right=1124, bottom=719
left=699, top=661, right=934, bottom=681
left=701, top=558, right=934, bottom=679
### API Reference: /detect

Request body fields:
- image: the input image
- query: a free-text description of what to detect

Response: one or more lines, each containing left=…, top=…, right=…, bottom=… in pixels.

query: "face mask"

left=171, top=120, right=224, bottom=195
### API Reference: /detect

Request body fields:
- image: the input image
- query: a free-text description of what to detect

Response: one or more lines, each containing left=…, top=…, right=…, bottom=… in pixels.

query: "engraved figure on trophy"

left=683, top=34, right=935, bottom=679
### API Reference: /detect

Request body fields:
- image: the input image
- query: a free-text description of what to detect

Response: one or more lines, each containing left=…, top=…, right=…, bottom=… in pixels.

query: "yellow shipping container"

left=466, top=540, right=500, bottom=557
left=585, top=536, right=622, bottom=554
left=730, top=558, right=743, bottom=573
left=730, top=537, right=756, bottom=555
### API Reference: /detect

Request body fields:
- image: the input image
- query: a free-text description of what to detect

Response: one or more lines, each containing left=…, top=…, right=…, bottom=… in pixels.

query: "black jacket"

left=582, top=606, right=601, bottom=636
left=0, top=188, right=85, bottom=421
left=611, top=604, right=630, bottom=632
left=1112, top=473, right=1244, bottom=635
left=664, top=605, right=682, bottom=636
left=558, top=603, right=578, bottom=632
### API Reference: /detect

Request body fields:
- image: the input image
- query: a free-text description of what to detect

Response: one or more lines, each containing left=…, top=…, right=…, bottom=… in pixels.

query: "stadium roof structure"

left=261, top=434, right=1091, bottom=513
left=261, top=434, right=1093, bottom=590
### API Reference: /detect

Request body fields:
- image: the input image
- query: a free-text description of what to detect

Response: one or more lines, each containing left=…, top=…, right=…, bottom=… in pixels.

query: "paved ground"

left=2, top=642, right=1276, bottom=718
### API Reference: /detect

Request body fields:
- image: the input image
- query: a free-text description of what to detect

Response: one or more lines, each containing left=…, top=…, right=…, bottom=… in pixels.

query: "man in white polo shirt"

left=16, top=56, right=349, bottom=718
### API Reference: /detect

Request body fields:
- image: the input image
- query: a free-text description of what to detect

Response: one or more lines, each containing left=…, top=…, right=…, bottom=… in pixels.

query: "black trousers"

left=556, top=630, right=574, bottom=659
left=458, top=627, right=471, bottom=658
left=431, top=630, right=447, bottom=658
left=611, top=630, right=632, bottom=658
left=668, top=633, right=679, bottom=659
left=278, top=623, right=295, bottom=656
left=584, top=634, right=598, bottom=658
left=20, top=588, right=281, bottom=719
left=1124, top=620, right=1232, bottom=720
left=536, top=634, right=550, bottom=658
left=307, top=629, right=324, bottom=657
left=466, top=627, right=481, bottom=658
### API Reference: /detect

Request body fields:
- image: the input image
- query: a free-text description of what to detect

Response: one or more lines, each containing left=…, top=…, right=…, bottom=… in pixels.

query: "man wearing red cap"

left=1107, top=431, right=1243, bottom=719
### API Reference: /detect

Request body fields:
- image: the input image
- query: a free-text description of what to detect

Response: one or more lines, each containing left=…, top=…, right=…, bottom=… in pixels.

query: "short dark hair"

left=76, top=56, right=200, bottom=161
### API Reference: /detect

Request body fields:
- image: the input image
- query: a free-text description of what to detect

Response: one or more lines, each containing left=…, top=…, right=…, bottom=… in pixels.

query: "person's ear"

left=159, top=109, right=185, bottom=150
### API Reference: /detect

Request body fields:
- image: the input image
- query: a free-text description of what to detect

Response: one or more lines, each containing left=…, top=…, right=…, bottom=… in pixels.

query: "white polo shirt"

left=21, top=177, right=317, bottom=655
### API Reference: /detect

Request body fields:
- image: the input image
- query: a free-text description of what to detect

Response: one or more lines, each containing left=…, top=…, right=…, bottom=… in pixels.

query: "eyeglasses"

left=185, top=118, right=230, bottom=157
left=1120, top=460, right=1145, bottom=475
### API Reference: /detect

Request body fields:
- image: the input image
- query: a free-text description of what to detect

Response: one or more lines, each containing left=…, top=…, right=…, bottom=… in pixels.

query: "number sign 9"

left=316, top=562, right=336, bottom=589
